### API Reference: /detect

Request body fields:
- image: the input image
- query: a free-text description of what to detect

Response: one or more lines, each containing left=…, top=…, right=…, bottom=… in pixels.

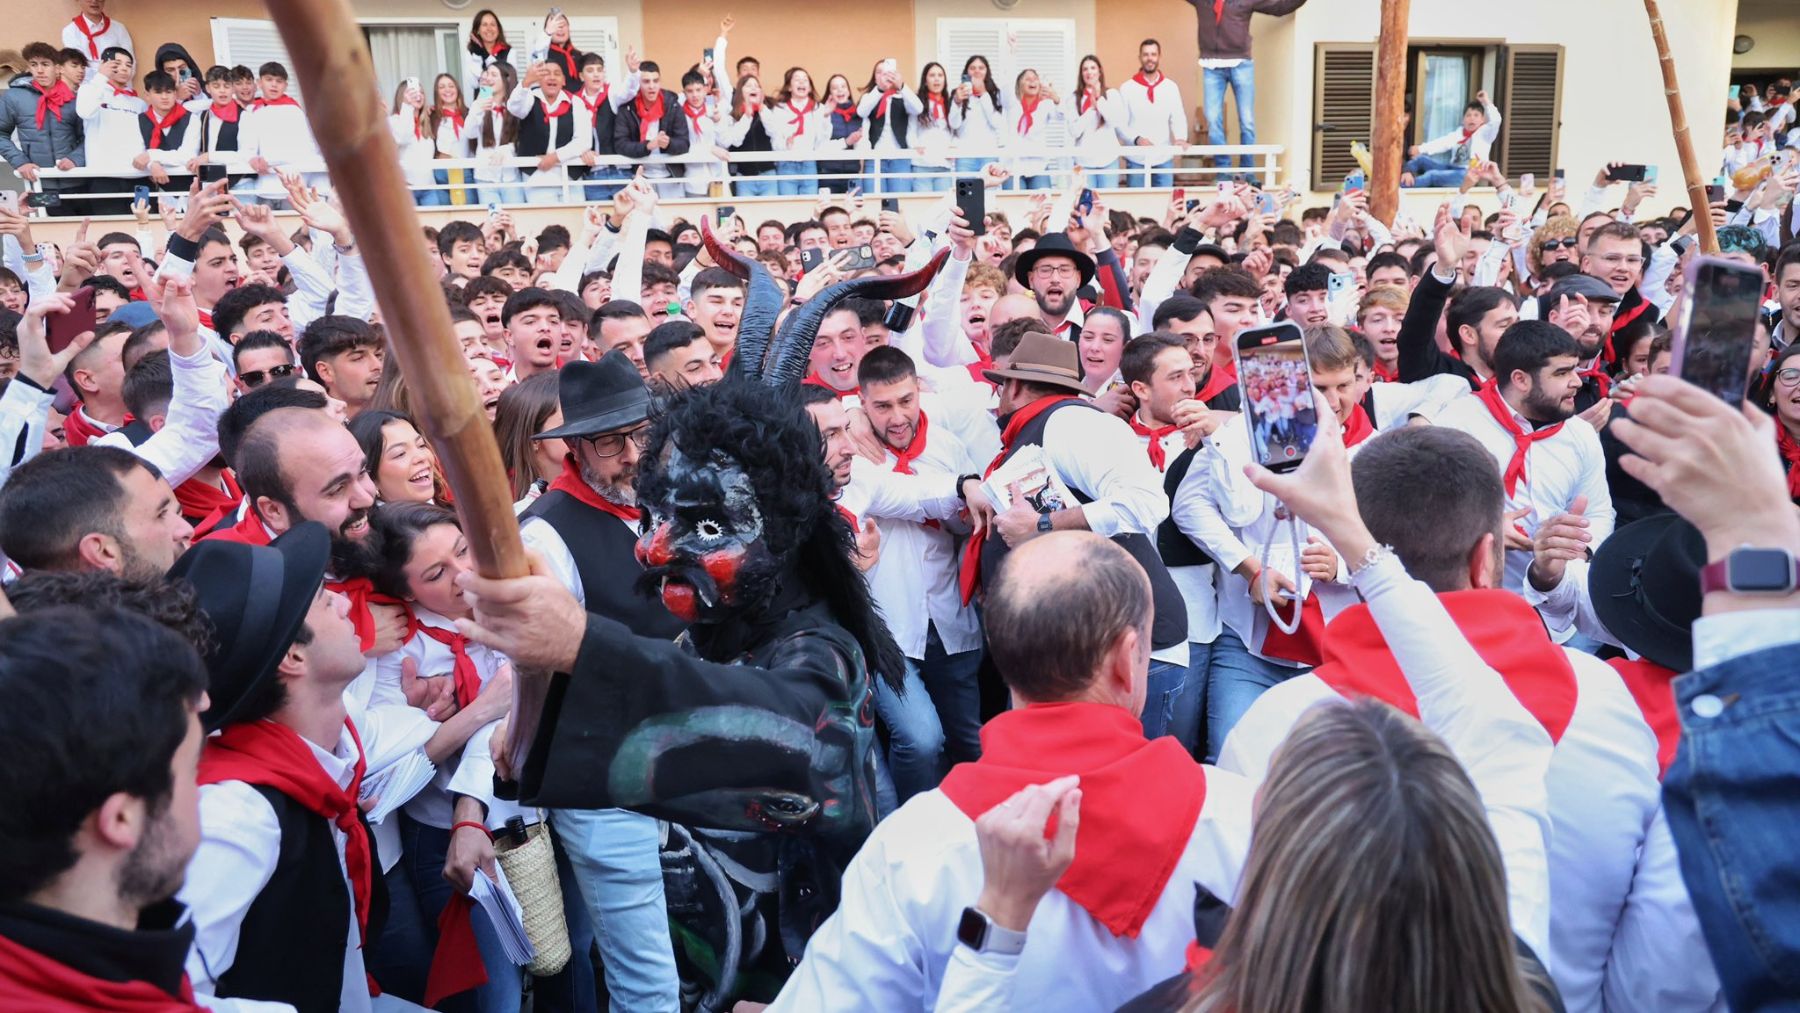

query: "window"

left=1310, top=44, right=1374, bottom=190
left=210, top=18, right=301, bottom=101
left=1411, top=46, right=1487, bottom=147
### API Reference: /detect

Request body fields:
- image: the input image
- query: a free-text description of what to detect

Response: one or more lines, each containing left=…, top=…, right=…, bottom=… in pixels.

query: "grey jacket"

left=0, top=73, right=86, bottom=171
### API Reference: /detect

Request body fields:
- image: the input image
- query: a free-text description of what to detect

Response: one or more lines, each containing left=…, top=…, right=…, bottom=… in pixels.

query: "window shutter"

left=209, top=18, right=301, bottom=102
left=1498, top=46, right=1562, bottom=182
left=503, top=17, right=620, bottom=80
left=1011, top=23, right=1076, bottom=95
left=938, top=21, right=1008, bottom=85
left=1312, top=44, right=1375, bottom=191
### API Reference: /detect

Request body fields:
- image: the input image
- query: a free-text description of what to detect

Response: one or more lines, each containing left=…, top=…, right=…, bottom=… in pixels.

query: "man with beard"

left=203, top=407, right=407, bottom=658
left=1016, top=234, right=1095, bottom=338
left=1437, top=320, right=1615, bottom=595
left=1152, top=296, right=1241, bottom=409
left=517, top=350, right=686, bottom=1011
left=0, top=607, right=209, bottom=1010
left=1541, top=273, right=1621, bottom=415
left=0, top=445, right=194, bottom=578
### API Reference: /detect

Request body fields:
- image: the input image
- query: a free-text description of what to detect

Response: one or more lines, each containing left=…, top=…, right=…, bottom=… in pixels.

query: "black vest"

left=514, top=95, right=576, bottom=160
left=818, top=105, right=863, bottom=176
left=730, top=111, right=775, bottom=176
left=977, top=399, right=1188, bottom=650
left=1157, top=446, right=1215, bottom=569
left=137, top=109, right=193, bottom=151
left=522, top=489, right=688, bottom=638
left=867, top=93, right=910, bottom=147
left=199, top=108, right=240, bottom=153
left=214, top=785, right=386, bottom=1013
left=589, top=93, right=619, bottom=156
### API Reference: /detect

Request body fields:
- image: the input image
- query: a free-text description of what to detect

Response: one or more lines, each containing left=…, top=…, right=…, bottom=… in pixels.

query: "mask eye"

left=695, top=518, right=725, bottom=541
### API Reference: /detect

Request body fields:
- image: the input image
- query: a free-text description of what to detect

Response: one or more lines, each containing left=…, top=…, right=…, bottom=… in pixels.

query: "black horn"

left=762, top=247, right=953, bottom=389
left=700, top=217, right=783, bottom=381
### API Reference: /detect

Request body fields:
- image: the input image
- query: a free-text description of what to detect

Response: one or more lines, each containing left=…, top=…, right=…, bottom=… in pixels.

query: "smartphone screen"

left=954, top=177, right=985, bottom=236
left=1520, top=172, right=1536, bottom=192
left=1671, top=256, right=1765, bottom=406
left=1236, top=322, right=1317, bottom=473
left=1608, top=164, right=1648, bottom=183
left=199, top=163, right=228, bottom=185
left=1554, top=168, right=1567, bottom=180
left=47, top=286, right=98, bottom=355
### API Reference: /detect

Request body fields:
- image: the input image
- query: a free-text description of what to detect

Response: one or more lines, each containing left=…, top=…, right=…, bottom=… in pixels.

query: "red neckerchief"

left=1195, top=363, right=1235, bottom=403
left=887, top=411, right=932, bottom=475
left=635, top=89, right=666, bottom=128
left=1261, top=409, right=1373, bottom=665
left=110, top=85, right=139, bottom=101
left=1076, top=88, right=1097, bottom=117
left=1312, top=590, right=1579, bottom=743
left=70, top=13, right=110, bottom=57
left=682, top=99, right=707, bottom=135
left=925, top=91, right=947, bottom=122
left=326, top=575, right=400, bottom=654
left=206, top=98, right=240, bottom=124
left=197, top=719, right=375, bottom=944
left=1608, top=657, right=1678, bottom=777
left=251, top=95, right=300, bottom=111
left=548, top=453, right=641, bottom=523
left=1212, top=0, right=1226, bottom=22
left=965, top=358, right=999, bottom=391
left=1779, top=425, right=1800, bottom=501
left=409, top=111, right=425, bottom=141
left=196, top=308, right=214, bottom=331
left=834, top=502, right=859, bottom=529
left=1127, top=414, right=1178, bottom=471
left=580, top=85, right=609, bottom=123
left=438, top=105, right=465, bottom=135
left=1580, top=363, right=1613, bottom=399
left=871, top=89, right=897, bottom=120
left=802, top=374, right=857, bottom=399
left=940, top=702, right=1208, bottom=938
left=1475, top=377, right=1565, bottom=496
left=1460, top=125, right=1478, bottom=143
left=958, top=394, right=1083, bottom=604
left=1130, top=72, right=1163, bottom=104
left=831, top=101, right=857, bottom=126
left=144, top=105, right=189, bottom=149
left=1341, top=403, right=1375, bottom=446
left=1610, top=296, right=1653, bottom=343
left=176, top=469, right=242, bottom=528
left=547, top=41, right=577, bottom=75
left=0, top=932, right=205, bottom=1012
left=539, top=91, right=571, bottom=119
left=409, top=617, right=483, bottom=709
left=61, top=406, right=113, bottom=447
left=202, top=509, right=273, bottom=546
left=784, top=98, right=815, bottom=139
left=1370, top=359, right=1397, bottom=382
left=36, top=80, right=75, bottom=129
left=1016, top=95, right=1042, bottom=135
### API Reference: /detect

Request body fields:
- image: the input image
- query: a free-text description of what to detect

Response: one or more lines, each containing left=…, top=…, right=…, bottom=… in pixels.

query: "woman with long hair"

left=857, top=58, right=923, bottom=193
left=462, top=8, right=511, bottom=97
left=350, top=410, right=446, bottom=506
left=532, top=8, right=581, bottom=83
left=429, top=73, right=473, bottom=205
left=390, top=78, right=441, bottom=206
left=463, top=60, right=524, bottom=205
left=721, top=73, right=780, bottom=196
left=493, top=371, right=568, bottom=506
left=773, top=66, right=826, bottom=196
left=1009, top=68, right=1059, bottom=190
left=913, top=62, right=954, bottom=192
left=950, top=54, right=1005, bottom=176
left=1070, top=54, right=1126, bottom=189
left=817, top=73, right=865, bottom=195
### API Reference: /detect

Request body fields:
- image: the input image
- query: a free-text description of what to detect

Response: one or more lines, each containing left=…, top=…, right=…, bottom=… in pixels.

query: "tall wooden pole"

left=1369, top=0, right=1411, bottom=227
left=1644, top=0, right=1719, bottom=254
left=261, top=0, right=541, bottom=767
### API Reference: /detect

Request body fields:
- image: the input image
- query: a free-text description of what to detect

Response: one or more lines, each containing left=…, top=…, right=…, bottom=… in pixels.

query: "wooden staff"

left=262, top=0, right=541, bottom=767
left=1369, top=0, right=1411, bottom=228
left=1644, top=0, right=1718, bottom=254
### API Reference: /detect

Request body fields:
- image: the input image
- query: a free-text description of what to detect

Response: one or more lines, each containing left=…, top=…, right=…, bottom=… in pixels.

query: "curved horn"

left=699, top=217, right=782, bottom=381
left=762, top=248, right=954, bottom=389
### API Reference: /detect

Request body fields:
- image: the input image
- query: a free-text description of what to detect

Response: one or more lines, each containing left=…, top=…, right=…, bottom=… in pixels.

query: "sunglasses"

left=239, top=362, right=297, bottom=388
left=1541, top=238, right=1579, bottom=251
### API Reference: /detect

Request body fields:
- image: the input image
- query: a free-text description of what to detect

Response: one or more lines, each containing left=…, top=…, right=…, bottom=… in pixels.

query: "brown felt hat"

left=982, top=331, right=1087, bottom=394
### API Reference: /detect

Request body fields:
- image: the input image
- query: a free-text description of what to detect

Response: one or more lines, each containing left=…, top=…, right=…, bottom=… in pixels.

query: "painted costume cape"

left=512, top=221, right=949, bottom=1008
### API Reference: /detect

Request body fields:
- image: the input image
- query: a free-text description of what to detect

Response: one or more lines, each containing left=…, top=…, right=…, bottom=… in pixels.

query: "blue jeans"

left=776, top=159, right=817, bottom=195
left=1203, top=628, right=1300, bottom=762
left=1142, top=657, right=1203, bottom=756
left=920, top=628, right=984, bottom=765
left=1081, top=167, right=1120, bottom=189
left=873, top=664, right=947, bottom=803
left=1128, top=158, right=1175, bottom=189
left=913, top=164, right=951, bottom=192
left=1404, top=155, right=1466, bottom=187
left=583, top=166, right=628, bottom=202
left=476, top=185, right=526, bottom=206
left=732, top=175, right=777, bottom=197
left=388, top=815, right=598, bottom=1013
left=867, top=157, right=913, bottom=194
left=416, top=170, right=451, bottom=207
left=1010, top=173, right=1052, bottom=191
left=955, top=156, right=991, bottom=177
left=1663, top=645, right=1800, bottom=1010
left=551, top=807, right=679, bottom=1013
left=1203, top=61, right=1258, bottom=168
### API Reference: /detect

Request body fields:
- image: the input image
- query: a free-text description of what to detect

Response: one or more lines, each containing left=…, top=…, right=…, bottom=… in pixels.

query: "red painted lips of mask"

left=661, top=580, right=699, bottom=622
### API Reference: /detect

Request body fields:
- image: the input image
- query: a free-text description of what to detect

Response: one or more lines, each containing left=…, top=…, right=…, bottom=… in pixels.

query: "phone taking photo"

left=47, top=285, right=98, bottom=355
left=1236, top=322, right=1317, bottom=473
left=954, top=177, right=985, bottom=236
left=716, top=204, right=736, bottom=224
left=1670, top=256, right=1765, bottom=406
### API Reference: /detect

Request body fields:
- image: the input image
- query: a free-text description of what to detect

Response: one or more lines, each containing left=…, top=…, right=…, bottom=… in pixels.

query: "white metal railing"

left=19, top=143, right=1284, bottom=215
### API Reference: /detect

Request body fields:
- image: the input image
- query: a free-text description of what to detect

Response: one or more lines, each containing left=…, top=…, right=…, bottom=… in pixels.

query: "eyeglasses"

left=581, top=424, right=651, bottom=458
left=239, top=362, right=297, bottom=388
left=1541, top=238, right=1578, bottom=251
left=1031, top=263, right=1080, bottom=280
left=1777, top=367, right=1800, bottom=387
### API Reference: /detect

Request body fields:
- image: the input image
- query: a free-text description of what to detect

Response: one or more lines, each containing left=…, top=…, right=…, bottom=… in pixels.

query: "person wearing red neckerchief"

left=570, top=49, right=645, bottom=201
left=1155, top=296, right=1243, bottom=410
left=1435, top=319, right=1616, bottom=595
left=0, top=42, right=85, bottom=196
left=1117, top=40, right=1186, bottom=188
left=60, top=0, right=133, bottom=80
left=1069, top=55, right=1126, bottom=188
left=773, top=67, right=825, bottom=196
left=238, top=61, right=323, bottom=204
left=1008, top=68, right=1060, bottom=190
left=1542, top=272, right=1623, bottom=415
left=611, top=60, right=690, bottom=199
left=73, top=45, right=143, bottom=209
left=387, top=78, right=440, bottom=207
left=1403, top=90, right=1502, bottom=187
left=132, top=71, right=198, bottom=189
left=1016, top=233, right=1096, bottom=337
left=804, top=303, right=872, bottom=402
left=855, top=57, right=923, bottom=195
left=0, top=608, right=210, bottom=1013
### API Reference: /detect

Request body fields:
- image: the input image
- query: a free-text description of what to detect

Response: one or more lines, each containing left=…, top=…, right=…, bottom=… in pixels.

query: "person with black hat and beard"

left=1541, top=272, right=1622, bottom=419
left=516, top=349, right=685, bottom=1012
left=1016, top=233, right=1097, bottom=339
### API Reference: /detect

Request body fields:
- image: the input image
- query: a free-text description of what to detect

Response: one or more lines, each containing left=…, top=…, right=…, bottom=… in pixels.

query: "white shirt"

left=948, top=90, right=1006, bottom=150
left=62, top=14, right=134, bottom=74
left=389, top=110, right=437, bottom=188
left=1009, top=94, right=1061, bottom=177
left=504, top=86, right=592, bottom=174
left=74, top=76, right=146, bottom=172
left=1032, top=402, right=1169, bottom=539
left=855, top=417, right=983, bottom=659
left=140, top=106, right=203, bottom=169
left=237, top=101, right=322, bottom=197
left=519, top=503, right=636, bottom=608
left=858, top=86, right=925, bottom=154
left=1434, top=392, right=1615, bottom=594
left=461, top=104, right=520, bottom=185
left=1138, top=424, right=1223, bottom=648
left=1068, top=88, right=1129, bottom=170
left=1366, top=374, right=1470, bottom=429
left=92, top=341, right=228, bottom=488
left=1416, top=97, right=1503, bottom=163
left=1117, top=73, right=1187, bottom=164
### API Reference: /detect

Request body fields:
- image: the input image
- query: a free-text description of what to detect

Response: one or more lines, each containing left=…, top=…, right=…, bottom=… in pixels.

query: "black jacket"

left=613, top=89, right=691, bottom=169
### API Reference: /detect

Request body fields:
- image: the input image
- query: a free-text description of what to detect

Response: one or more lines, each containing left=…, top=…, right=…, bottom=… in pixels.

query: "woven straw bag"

left=493, top=821, right=572, bottom=976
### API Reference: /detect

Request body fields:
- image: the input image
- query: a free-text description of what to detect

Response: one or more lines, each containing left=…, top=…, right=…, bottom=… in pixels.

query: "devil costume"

left=510, top=222, right=951, bottom=1009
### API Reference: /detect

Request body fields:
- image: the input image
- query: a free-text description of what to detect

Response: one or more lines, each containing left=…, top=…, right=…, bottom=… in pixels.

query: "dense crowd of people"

left=4, top=2, right=1800, bottom=1013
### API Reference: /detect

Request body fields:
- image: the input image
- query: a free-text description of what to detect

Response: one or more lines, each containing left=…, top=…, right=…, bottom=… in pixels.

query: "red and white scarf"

left=70, top=13, right=111, bottom=58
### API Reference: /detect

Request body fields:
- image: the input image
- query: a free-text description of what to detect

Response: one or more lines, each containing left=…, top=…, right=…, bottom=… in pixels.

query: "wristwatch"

left=1037, top=512, right=1054, bottom=534
left=1699, top=547, right=1799, bottom=595
left=957, top=907, right=1028, bottom=956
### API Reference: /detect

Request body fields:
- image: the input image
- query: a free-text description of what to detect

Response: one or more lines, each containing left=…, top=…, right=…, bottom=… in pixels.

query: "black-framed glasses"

left=580, top=424, right=652, bottom=458
left=1777, top=367, right=1800, bottom=387
left=239, top=363, right=297, bottom=388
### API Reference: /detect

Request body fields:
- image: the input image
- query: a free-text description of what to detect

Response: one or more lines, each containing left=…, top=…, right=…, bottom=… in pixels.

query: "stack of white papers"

left=470, top=866, right=535, bottom=965
left=357, top=751, right=435, bottom=825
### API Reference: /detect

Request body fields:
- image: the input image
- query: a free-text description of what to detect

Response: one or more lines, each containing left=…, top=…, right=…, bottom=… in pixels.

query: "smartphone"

left=1670, top=256, right=1765, bottom=406
left=199, top=162, right=229, bottom=186
left=487, top=201, right=502, bottom=218
left=1707, top=182, right=1726, bottom=203
left=703, top=47, right=714, bottom=62
left=1520, top=172, right=1535, bottom=192
left=1725, top=198, right=1746, bottom=214
left=22, top=193, right=60, bottom=209
left=134, top=185, right=151, bottom=203
left=1077, top=188, right=1095, bottom=216
left=880, top=58, right=898, bottom=76
left=1235, top=322, right=1316, bottom=473
left=961, top=72, right=972, bottom=85
left=476, top=85, right=494, bottom=101
left=881, top=197, right=900, bottom=214
left=1343, top=170, right=1366, bottom=193
left=1171, top=186, right=1186, bottom=206
left=0, top=191, right=16, bottom=214
left=1256, top=191, right=1278, bottom=216
left=1607, top=164, right=1649, bottom=183
left=715, top=204, right=736, bottom=224
left=1326, top=272, right=1354, bottom=299
left=800, top=246, right=827, bottom=274
left=843, top=243, right=878, bottom=272
left=1644, top=165, right=1660, bottom=184
left=954, top=177, right=986, bottom=237
left=1554, top=168, right=1566, bottom=180
left=47, top=285, right=98, bottom=355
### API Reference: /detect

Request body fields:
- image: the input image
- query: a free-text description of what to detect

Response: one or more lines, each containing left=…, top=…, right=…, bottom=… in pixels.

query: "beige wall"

left=645, top=0, right=910, bottom=87
left=1733, top=0, right=1800, bottom=72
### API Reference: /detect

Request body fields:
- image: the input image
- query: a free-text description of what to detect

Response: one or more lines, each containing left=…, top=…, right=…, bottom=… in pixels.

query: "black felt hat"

left=1013, top=232, right=1097, bottom=288
left=535, top=349, right=652, bottom=440
left=1588, top=511, right=1703, bottom=672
